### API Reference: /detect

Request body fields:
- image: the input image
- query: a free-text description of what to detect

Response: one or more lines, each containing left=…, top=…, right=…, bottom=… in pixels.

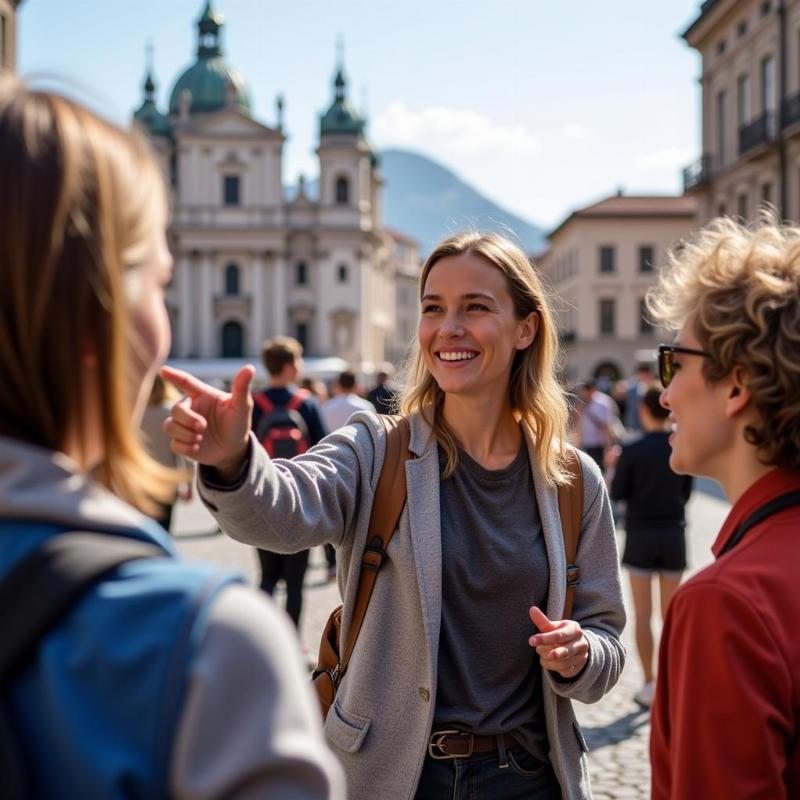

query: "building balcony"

left=682, top=154, right=712, bottom=192
left=213, top=293, right=252, bottom=316
left=172, top=206, right=285, bottom=229
left=781, top=91, right=800, bottom=131
left=738, top=111, right=777, bottom=156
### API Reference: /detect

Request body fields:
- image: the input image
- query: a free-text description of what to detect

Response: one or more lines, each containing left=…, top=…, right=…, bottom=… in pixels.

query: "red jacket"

left=651, top=468, right=800, bottom=800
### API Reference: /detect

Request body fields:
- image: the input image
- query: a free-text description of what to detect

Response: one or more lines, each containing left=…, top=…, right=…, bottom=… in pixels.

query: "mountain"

left=379, top=149, right=547, bottom=256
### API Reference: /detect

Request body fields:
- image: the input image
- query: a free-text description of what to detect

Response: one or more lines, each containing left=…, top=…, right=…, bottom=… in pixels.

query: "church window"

left=221, top=320, right=244, bottom=357
left=338, top=263, right=348, bottom=283
left=224, top=263, right=240, bottom=295
left=296, top=322, right=309, bottom=351
left=223, top=175, right=240, bottom=206
left=335, top=176, right=349, bottom=205
left=296, top=261, right=308, bottom=285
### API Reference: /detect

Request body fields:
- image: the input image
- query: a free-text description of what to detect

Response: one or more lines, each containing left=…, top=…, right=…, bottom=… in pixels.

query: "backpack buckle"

left=362, top=537, right=386, bottom=572
left=566, top=563, right=581, bottom=587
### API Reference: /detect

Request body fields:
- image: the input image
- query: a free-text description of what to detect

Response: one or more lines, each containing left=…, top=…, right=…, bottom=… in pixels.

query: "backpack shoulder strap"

left=253, top=391, right=274, bottom=414
left=557, top=445, right=584, bottom=620
left=286, top=389, right=311, bottom=411
left=339, top=415, right=412, bottom=675
left=0, top=532, right=163, bottom=686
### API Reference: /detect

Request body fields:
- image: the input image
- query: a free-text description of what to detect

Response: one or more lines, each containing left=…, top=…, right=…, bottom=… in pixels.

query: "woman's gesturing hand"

left=528, top=606, right=589, bottom=680
left=160, top=364, right=255, bottom=478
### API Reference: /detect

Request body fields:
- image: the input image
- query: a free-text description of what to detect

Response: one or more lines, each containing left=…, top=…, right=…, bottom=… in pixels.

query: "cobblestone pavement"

left=172, top=482, right=730, bottom=799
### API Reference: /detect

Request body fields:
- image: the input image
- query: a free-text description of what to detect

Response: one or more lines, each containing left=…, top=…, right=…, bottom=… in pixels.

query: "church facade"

left=133, top=1, right=419, bottom=369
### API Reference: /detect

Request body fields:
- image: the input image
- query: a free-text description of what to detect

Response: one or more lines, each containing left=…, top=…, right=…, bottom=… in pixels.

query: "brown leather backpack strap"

left=558, top=445, right=584, bottom=619
left=338, top=414, right=412, bottom=676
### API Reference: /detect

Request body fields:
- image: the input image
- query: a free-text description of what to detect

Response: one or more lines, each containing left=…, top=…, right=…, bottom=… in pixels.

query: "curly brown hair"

left=646, top=214, right=800, bottom=470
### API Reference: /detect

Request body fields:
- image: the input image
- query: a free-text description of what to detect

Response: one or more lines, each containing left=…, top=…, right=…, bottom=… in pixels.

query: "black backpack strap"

left=0, top=532, right=164, bottom=686
left=719, top=489, right=800, bottom=557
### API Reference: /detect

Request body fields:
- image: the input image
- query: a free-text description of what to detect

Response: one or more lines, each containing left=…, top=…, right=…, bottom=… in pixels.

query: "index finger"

left=160, top=365, right=216, bottom=400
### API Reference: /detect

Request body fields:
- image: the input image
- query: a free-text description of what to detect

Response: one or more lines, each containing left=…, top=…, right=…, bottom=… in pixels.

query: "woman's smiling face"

left=418, top=252, right=537, bottom=401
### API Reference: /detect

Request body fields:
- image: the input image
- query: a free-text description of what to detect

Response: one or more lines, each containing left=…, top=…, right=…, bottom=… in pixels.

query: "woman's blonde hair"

left=0, top=77, right=176, bottom=512
left=399, top=231, right=570, bottom=485
left=647, top=214, right=800, bottom=470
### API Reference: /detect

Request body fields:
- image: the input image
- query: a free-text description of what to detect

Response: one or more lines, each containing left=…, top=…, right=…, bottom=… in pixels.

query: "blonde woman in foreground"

left=0, top=78, right=343, bottom=799
left=164, top=231, right=625, bottom=800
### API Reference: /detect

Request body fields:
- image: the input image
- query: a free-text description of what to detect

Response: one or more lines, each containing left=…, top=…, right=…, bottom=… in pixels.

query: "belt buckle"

left=428, top=730, right=473, bottom=760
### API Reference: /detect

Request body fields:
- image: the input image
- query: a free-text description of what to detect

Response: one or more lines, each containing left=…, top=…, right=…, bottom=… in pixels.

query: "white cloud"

left=635, top=145, right=696, bottom=170
left=373, top=101, right=541, bottom=158
left=562, top=123, right=592, bottom=141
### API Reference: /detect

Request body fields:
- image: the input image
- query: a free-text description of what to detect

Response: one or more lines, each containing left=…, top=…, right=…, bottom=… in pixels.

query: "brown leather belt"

left=427, top=730, right=518, bottom=760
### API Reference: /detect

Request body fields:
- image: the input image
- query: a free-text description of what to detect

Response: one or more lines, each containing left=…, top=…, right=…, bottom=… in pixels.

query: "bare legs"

left=628, top=569, right=683, bottom=704
left=629, top=572, right=655, bottom=684
left=658, top=572, right=682, bottom=627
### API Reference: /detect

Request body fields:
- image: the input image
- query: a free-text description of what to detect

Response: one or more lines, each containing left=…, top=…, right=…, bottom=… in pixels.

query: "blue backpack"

left=0, top=526, right=238, bottom=799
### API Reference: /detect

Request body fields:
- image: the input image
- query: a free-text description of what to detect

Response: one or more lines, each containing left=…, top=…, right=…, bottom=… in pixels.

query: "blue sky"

left=19, top=0, right=703, bottom=229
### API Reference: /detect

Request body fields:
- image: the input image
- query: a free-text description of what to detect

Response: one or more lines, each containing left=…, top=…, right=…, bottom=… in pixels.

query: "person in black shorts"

left=610, top=387, right=692, bottom=707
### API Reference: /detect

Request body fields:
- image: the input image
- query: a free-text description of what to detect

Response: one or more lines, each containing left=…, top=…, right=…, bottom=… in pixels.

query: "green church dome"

left=168, top=1, right=251, bottom=116
left=320, top=67, right=364, bottom=137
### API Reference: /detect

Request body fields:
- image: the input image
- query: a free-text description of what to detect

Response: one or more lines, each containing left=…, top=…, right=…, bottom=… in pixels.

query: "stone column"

left=178, top=254, right=193, bottom=357
left=272, top=251, right=287, bottom=336
left=199, top=251, right=215, bottom=356
left=251, top=250, right=265, bottom=354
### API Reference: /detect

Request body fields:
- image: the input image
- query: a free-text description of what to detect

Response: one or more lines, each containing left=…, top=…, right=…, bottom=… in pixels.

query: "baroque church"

left=132, top=0, right=420, bottom=369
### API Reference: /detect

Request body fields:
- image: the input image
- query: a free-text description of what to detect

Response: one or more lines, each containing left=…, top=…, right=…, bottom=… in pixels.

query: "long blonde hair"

left=0, top=77, right=175, bottom=513
left=399, top=232, right=570, bottom=485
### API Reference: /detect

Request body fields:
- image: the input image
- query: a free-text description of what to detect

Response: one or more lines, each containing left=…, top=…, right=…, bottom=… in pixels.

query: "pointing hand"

left=161, top=364, right=255, bottom=479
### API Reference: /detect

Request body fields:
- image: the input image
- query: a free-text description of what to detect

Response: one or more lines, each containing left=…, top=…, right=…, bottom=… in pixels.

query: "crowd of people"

left=1, top=77, right=799, bottom=799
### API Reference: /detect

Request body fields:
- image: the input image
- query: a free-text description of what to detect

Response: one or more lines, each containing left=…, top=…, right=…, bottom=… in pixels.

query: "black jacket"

left=610, top=432, right=693, bottom=529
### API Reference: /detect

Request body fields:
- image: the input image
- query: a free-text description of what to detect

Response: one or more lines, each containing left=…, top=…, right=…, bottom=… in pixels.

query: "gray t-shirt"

left=434, top=445, right=550, bottom=761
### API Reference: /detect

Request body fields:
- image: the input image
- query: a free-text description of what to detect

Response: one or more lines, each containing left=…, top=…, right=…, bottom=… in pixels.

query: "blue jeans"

left=414, top=748, right=561, bottom=799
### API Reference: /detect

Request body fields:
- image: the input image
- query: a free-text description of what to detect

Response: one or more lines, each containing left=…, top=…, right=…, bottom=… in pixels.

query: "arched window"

left=221, top=320, right=244, bottom=358
left=337, top=263, right=348, bottom=283
left=295, top=322, right=309, bottom=351
left=335, top=176, right=349, bottom=205
left=296, top=261, right=308, bottom=285
left=223, top=175, right=240, bottom=206
left=224, top=263, right=240, bottom=295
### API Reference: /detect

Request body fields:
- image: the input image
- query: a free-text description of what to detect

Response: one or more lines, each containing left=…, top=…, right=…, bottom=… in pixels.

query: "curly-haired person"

left=646, top=215, right=800, bottom=800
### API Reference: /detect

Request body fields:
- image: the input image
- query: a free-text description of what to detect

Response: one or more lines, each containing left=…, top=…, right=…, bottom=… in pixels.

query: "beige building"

left=0, top=0, right=22, bottom=72
left=538, top=194, right=697, bottom=384
left=682, top=0, right=800, bottom=222
left=383, top=228, right=421, bottom=367
left=132, top=1, right=419, bottom=370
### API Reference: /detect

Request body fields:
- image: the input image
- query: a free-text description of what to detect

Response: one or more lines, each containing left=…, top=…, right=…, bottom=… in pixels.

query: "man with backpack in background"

left=252, top=337, right=328, bottom=632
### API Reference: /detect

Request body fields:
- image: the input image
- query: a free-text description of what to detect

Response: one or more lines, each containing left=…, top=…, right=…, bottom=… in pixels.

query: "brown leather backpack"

left=311, top=416, right=584, bottom=720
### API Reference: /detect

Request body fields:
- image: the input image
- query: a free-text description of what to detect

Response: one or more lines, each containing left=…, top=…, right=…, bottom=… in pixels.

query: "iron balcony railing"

left=782, top=91, right=800, bottom=130
left=682, top=154, right=712, bottom=192
left=739, top=111, right=777, bottom=155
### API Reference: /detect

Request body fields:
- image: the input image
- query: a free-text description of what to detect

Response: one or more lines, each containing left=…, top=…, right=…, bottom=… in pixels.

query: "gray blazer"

left=199, top=410, right=626, bottom=800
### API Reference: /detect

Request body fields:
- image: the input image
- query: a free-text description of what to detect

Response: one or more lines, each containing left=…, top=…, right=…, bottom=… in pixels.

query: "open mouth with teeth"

left=436, top=351, right=478, bottom=362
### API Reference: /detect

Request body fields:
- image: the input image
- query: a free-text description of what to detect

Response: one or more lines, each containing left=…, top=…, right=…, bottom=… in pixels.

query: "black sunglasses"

left=658, top=344, right=711, bottom=387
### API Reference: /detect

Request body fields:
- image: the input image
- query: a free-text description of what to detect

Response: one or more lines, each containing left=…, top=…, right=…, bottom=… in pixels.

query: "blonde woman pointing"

left=164, top=232, right=625, bottom=800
